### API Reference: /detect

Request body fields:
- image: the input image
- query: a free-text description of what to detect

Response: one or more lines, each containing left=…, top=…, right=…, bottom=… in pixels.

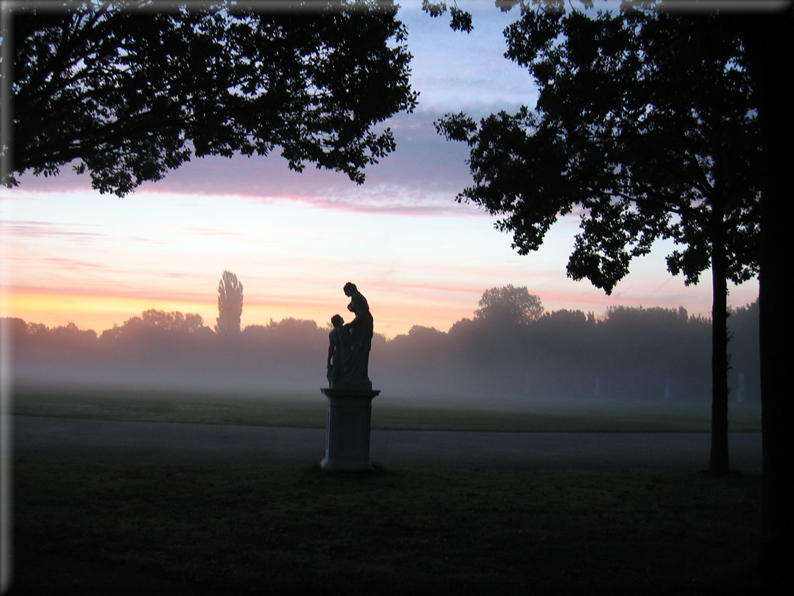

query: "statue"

left=321, top=283, right=378, bottom=471
left=326, top=282, right=373, bottom=391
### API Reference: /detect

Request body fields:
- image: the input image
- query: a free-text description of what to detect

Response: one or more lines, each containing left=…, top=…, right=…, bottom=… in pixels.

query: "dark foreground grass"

left=11, top=385, right=762, bottom=432
left=10, top=455, right=762, bottom=595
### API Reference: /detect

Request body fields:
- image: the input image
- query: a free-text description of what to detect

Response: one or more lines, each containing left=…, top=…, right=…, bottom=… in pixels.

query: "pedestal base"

left=320, top=388, right=380, bottom=471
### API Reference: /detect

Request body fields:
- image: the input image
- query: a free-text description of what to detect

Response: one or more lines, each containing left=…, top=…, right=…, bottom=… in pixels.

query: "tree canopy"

left=2, top=0, right=418, bottom=196
left=100, top=308, right=208, bottom=341
left=474, top=285, right=544, bottom=326
left=438, top=4, right=759, bottom=293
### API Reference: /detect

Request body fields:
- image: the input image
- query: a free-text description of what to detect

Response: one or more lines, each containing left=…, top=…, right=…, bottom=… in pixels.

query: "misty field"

left=11, top=384, right=761, bottom=433
left=12, top=457, right=762, bottom=595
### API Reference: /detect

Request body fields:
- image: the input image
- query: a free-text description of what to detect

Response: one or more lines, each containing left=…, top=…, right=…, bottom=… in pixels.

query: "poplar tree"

left=216, top=271, right=243, bottom=336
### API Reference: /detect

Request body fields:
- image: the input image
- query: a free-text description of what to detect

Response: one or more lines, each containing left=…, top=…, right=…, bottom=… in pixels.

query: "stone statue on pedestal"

left=322, top=283, right=379, bottom=471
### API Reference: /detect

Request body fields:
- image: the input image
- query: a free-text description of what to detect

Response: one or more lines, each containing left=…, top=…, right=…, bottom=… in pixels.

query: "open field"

left=10, top=384, right=762, bottom=433
left=10, top=455, right=763, bottom=595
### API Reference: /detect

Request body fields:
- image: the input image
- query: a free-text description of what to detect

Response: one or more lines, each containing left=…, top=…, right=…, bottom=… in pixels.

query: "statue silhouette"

left=326, top=282, right=373, bottom=391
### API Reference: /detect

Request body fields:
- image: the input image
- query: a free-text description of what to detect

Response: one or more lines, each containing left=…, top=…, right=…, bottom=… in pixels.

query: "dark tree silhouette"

left=431, top=0, right=784, bottom=575
left=100, top=309, right=209, bottom=342
left=734, top=10, right=792, bottom=584
left=216, top=271, right=243, bottom=336
left=421, top=0, right=473, bottom=32
left=436, top=3, right=760, bottom=474
left=2, top=0, right=418, bottom=196
left=475, top=285, right=544, bottom=326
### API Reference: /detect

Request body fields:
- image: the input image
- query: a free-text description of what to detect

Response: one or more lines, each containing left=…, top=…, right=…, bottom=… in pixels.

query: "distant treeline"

left=4, top=300, right=759, bottom=403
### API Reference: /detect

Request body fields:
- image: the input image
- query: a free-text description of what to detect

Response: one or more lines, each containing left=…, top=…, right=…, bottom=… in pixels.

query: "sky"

left=0, top=1, right=760, bottom=340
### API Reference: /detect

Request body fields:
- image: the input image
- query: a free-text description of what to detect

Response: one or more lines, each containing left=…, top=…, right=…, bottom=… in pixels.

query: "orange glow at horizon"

left=1, top=286, right=474, bottom=339
left=1, top=279, right=734, bottom=340
left=2, top=287, right=215, bottom=333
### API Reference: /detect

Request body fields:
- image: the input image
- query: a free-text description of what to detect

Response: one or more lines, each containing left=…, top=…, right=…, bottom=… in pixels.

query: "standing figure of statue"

left=340, top=282, right=374, bottom=391
left=327, top=314, right=350, bottom=388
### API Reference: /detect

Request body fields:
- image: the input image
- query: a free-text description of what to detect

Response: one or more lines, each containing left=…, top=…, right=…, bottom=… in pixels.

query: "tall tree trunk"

left=709, top=203, right=730, bottom=475
left=740, top=13, right=792, bottom=584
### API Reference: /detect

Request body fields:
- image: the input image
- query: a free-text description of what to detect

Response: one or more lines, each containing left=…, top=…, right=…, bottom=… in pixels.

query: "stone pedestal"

left=320, top=388, right=380, bottom=471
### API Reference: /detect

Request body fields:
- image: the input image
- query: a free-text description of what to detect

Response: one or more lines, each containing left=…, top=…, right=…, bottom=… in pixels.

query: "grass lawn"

left=10, top=384, right=762, bottom=433
left=10, top=456, right=762, bottom=595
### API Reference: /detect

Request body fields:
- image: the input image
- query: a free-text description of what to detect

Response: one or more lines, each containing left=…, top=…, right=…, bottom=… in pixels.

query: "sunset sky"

left=0, top=1, right=760, bottom=340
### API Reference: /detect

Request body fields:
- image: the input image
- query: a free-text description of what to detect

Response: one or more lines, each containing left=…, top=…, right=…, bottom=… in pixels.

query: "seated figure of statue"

left=340, top=282, right=374, bottom=391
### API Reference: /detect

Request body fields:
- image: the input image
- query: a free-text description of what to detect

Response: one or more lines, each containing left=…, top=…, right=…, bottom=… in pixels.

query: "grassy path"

left=11, top=385, right=762, bottom=433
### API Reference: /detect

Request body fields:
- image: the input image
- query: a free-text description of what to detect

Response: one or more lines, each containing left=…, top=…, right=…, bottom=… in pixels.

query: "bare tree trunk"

left=709, top=204, right=730, bottom=475
left=739, top=12, right=792, bottom=584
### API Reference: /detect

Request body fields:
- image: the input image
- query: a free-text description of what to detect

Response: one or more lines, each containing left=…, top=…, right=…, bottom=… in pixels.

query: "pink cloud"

left=42, top=257, right=108, bottom=270
left=9, top=112, right=477, bottom=219
left=1, top=220, right=109, bottom=243
left=371, top=278, right=486, bottom=298
left=6, top=284, right=209, bottom=304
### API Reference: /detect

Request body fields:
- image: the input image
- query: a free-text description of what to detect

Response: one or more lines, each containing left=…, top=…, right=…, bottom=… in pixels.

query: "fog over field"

left=5, top=296, right=760, bottom=411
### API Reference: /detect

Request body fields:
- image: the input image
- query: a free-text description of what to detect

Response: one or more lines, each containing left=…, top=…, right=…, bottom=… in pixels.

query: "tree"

left=216, top=271, right=243, bottom=335
left=47, top=321, right=98, bottom=346
left=436, top=1, right=760, bottom=474
left=474, top=285, right=544, bottom=326
left=101, top=309, right=207, bottom=339
left=1, top=0, right=418, bottom=196
left=734, top=10, right=792, bottom=584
